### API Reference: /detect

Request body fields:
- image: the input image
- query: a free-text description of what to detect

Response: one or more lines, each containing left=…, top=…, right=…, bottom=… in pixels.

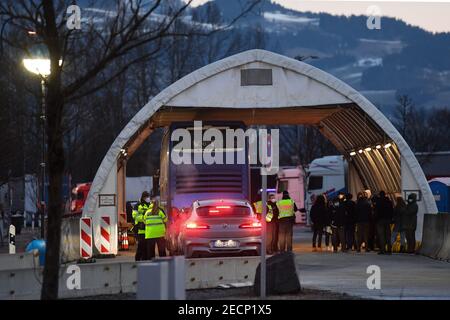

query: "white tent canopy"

left=82, top=49, right=437, bottom=255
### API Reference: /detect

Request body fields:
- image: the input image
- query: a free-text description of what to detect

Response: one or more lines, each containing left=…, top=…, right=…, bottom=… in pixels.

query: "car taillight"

left=239, top=221, right=262, bottom=229
left=186, top=222, right=210, bottom=229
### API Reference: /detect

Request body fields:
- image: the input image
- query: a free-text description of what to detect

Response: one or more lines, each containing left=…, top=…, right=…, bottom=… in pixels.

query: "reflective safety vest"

left=253, top=201, right=263, bottom=214
left=144, top=208, right=167, bottom=239
left=277, top=199, right=295, bottom=219
left=255, top=201, right=274, bottom=222
left=132, top=202, right=151, bottom=235
left=266, top=206, right=274, bottom=223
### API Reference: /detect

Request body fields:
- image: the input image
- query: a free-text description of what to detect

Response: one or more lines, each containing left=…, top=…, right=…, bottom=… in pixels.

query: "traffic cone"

left=123, top=231, right=129, bottom=250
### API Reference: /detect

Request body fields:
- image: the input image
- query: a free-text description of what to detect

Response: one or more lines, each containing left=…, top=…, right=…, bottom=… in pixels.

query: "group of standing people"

left=132, top=191, right=168, bottom=261
left=310, top=190, right=418, bottom=254
left=253, top=190, right=300, bottom=255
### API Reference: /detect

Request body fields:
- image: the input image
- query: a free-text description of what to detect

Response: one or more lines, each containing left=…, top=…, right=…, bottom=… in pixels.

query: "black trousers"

left=345, top=224, right=356, bottom=250
left=355, top=223, right=370, bottom=251
left=376, top=220, right=392, bottom=253
left=278, top=219, right=293, bottom=252
left=145, top=237, right=167, bottom=260
left=135, top=233, right=146, bottom=261
left=368, top=221, right=376, bottom=250
left=266, top=222, right=279, bottom=254
left=324, top=230, right=331, bottom=247
left=332, top=226, right=346, bottom=251
left=404, top=229, right=416, bottom=253
left=312, top=224, right=324, bottom=248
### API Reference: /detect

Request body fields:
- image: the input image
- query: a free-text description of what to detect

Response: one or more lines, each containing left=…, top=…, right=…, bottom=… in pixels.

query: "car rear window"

left=197, top=205, right=251, bottom=217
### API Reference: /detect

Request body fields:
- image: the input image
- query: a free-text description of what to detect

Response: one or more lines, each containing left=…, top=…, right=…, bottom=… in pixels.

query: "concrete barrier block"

left=437, top=214, right=450, bottom=261
left=185, top=256, right=259, bottom=289
left=0, top=267, right=42, bottom=299
left=120, top=261, right=138, bottom=293
left=420, top=214, right=444, bottom=258
left=185, top=258, right=204, bottom=289
left=0, top=251, right=39, bottom=271
left=234, top=257, right=259, bottom=283
left=204, top=258, right=236, bottom=285
left=137, top=262, right=169, bottom=300
left=155, top=256, right=186, bottom=299
left=60, top=216, right=81, bottom=263
left=58, top=261, right=122, bottom=299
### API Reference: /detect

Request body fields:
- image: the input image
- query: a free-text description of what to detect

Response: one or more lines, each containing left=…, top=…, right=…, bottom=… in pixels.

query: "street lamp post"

left=23, top=58, right=51, bottom=239
left=39, top=78, right=46, bottom=239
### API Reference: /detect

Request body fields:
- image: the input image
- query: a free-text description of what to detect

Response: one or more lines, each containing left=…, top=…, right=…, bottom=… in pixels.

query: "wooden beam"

left=151, top=106, right=343, bottom=127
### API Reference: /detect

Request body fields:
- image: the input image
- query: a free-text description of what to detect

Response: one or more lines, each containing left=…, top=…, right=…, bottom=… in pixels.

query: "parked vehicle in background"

left=428, top=177, right=450, bottom=213
left=178, top=199, right=261, bottom=258
left=305, top=156, right=347, bottom=225
left=70, top=182, right=92, bottom=214
left=276, top=167, right=306, bottom=224
left=70, top=177, right=152, bottom=216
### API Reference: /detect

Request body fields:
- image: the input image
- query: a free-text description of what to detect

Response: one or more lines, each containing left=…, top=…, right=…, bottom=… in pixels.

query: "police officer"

left=266, top=193, right=279, bottom=254
left=253, top=193, right=264, bottom=221
left=132, top=191, right=151, bottom=261
left=276, top=191, right=298, bottom=252
left=144, top=198, right=168, bottom=260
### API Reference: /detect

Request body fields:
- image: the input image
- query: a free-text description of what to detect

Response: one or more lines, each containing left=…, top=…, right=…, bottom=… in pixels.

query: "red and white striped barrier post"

left=100, top=216, right=112, bottom=254
left=79, top=217, right=93, bottom=259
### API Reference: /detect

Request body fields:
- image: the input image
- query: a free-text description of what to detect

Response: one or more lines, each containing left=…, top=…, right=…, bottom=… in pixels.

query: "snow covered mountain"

left=191, top=0, right=450, bottom=111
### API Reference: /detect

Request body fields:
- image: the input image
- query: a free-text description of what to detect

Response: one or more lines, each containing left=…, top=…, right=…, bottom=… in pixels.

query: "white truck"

left=276, top=167, right=306, bottom=224
left=305, top=155, right=348, bottom=225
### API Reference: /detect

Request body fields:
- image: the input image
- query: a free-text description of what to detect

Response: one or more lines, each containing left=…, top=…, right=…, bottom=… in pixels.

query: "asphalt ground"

left=4, top=224, right=450, bottom=299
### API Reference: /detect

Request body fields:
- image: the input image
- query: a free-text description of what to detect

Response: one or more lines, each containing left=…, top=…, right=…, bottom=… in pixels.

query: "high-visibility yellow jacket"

left=254, top=201, right=275, bottom=222
left=132, top=202, right=151, bottom=235
left=144, top=208, right=167, bottom=239
left=277, top=199, right=295, bottom=219
left=253, top=201, right=263, bottom=215
left=266, top=206, right=274, bottom=222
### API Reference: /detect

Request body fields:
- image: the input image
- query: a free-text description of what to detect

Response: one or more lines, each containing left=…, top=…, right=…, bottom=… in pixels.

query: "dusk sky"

left=189, top=0, right=450, bottom=33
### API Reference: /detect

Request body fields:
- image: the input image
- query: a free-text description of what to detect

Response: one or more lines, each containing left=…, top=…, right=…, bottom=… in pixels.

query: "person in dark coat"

left=324, top=198, right=333, bottom=251
left=310, top=194, right=329, bottom=251
left=374, top=191, right=394, bottom=254
left=368, top=194, right=378, bottom=251
left=391, top=196, right=407, bottom=252
left=355, top=192, right=371, bottom=252
left=403, top=193, right=418, bottom=254
left=331, top=193, right=346, bottom=252
left=266, top=193, right=279, bottom=254
left=277, top=191, right=298, bottom=252
left=344, top=193, right=357, bottom=251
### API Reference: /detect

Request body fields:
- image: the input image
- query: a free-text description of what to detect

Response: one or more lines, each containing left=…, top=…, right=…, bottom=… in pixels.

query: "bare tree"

left=0, top=0, right=260, bottom=299
left=392, top=94, right=449, bottom=155
left=393, top=94, right=414, bottom=139
left=279, top=125, right=337, bottom=166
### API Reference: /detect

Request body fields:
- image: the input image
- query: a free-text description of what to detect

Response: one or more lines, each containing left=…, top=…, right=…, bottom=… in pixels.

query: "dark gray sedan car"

left=179, top=199, right=262, bottom=258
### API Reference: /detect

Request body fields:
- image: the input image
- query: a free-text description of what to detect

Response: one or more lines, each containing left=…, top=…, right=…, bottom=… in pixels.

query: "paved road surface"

left=293, top=225, right=450, bottom=299
left=3, top=223, right=450, bottom=299
left=97, top=224, right=450, bottom=299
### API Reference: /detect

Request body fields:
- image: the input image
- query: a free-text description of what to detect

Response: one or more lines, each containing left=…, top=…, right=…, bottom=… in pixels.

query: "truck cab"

left=305, top=156, right=347, bottom=225
left=276, top=167, right=306, bottom=224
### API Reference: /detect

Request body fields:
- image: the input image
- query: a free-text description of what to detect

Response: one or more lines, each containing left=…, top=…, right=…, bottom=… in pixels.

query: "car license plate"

left=212, top=240, right=238, bottom=248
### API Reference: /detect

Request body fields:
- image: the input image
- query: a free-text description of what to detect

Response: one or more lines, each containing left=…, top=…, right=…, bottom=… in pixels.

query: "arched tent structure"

left=82, top=49, right=437, bottom=255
